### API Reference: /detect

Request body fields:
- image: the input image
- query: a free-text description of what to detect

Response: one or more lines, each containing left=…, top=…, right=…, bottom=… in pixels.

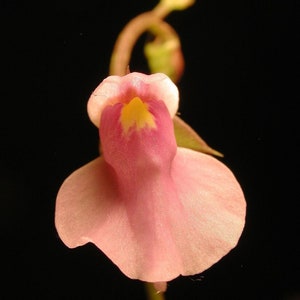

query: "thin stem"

left=109, top=12, right=181, bottom=78
left=152, top=1, right=172, bottom=19
left=109, top=12, right=164, bottom=76
left=145, top=282, right=166, bottom=300
left=109, top=0, right=176, bottom=76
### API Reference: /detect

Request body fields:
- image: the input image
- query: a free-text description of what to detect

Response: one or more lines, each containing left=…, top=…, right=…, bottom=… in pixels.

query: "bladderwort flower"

left=55, top=72, right=246, bottom=291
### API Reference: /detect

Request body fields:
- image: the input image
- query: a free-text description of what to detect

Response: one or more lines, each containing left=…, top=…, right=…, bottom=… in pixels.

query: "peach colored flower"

left=55, top=72, right=246, bottom=285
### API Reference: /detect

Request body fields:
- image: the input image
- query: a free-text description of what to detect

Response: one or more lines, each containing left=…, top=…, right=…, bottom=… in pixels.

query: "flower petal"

left=170, top=147, right=246, bottom=277
left=55, top=147, right=246, bottom=282
left=55, top=156, right=183, bottom=281
left=55, top=157, right=118, bottom=248
left=87, top=72, right=179, bottom=127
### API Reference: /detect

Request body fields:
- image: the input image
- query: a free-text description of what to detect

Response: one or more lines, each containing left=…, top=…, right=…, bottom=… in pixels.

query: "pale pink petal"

left=55, top=148, right=245, bottom=282
left=170, top=147, right=246, bottom=277
left=55, top=155, right=184, bottom=281
left=54, top=157, right=118, bottom=248
left=87, top=76, right=122, bottom=127
left=143, top=73, right=179, bottom=117
left=87, top=72, right=179, bottom=127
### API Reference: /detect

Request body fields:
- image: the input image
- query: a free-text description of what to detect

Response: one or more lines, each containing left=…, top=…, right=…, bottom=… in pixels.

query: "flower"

left=55, top=72, right=246, bottom=285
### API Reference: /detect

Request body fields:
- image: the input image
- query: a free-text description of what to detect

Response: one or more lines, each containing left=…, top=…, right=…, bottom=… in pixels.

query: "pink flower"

left=55, top=72, right=246, bottom=285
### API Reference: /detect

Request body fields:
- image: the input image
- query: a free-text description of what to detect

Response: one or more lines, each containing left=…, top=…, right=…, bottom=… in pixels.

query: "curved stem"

left=152, top=1, right=172, bottom=19
left=109, top=12, right=164, bottom=76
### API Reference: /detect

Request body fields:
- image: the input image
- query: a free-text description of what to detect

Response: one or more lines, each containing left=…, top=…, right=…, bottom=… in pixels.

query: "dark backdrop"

left=1, top=0, right=298, bottom=299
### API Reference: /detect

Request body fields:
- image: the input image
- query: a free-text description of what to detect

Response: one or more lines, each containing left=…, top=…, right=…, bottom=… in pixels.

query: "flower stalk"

left=145, top=282, right=166, bottom=299
left=109, top=0, right=193, bottom=82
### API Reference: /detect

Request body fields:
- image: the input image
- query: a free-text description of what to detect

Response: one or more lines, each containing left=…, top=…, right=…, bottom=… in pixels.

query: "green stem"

left=145, top=282, right=166, bottom=300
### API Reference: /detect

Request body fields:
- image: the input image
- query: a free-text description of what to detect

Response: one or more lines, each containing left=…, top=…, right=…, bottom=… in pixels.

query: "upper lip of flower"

left=87, top=72, right=179, bottom=128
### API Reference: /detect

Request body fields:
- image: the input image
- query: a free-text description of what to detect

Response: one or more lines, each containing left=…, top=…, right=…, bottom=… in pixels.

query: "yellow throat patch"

left=120, top=97, right=156, bottom=134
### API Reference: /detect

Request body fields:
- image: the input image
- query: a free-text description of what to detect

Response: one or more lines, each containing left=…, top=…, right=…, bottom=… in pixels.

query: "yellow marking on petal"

left=120, top=97, right=156, bottom=133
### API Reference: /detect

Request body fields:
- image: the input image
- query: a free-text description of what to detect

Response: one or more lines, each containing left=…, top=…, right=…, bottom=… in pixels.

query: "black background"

left=1, top=0, right=298, bottom=299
